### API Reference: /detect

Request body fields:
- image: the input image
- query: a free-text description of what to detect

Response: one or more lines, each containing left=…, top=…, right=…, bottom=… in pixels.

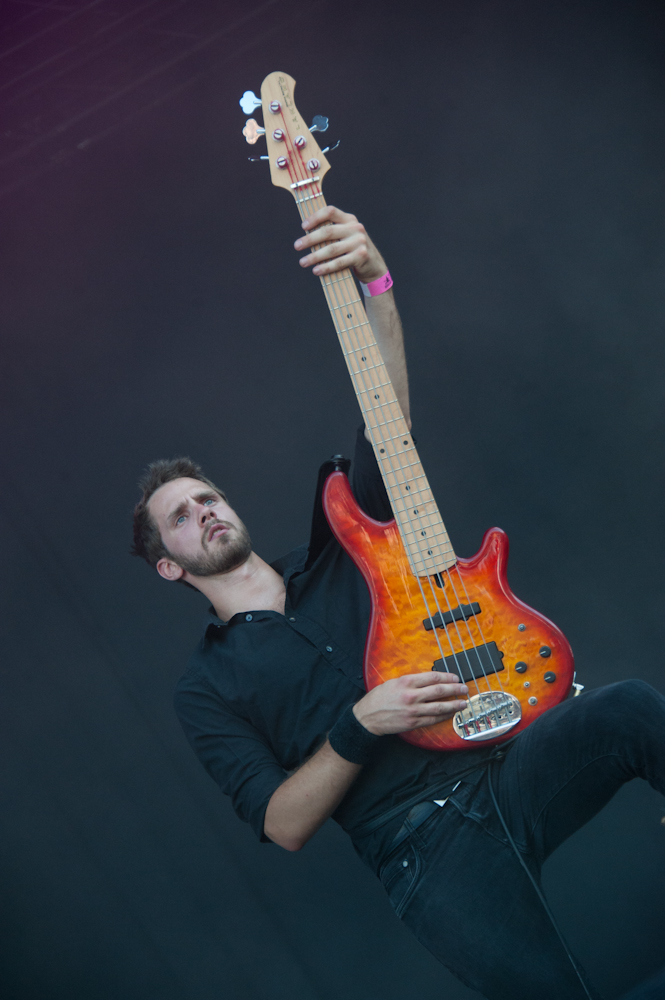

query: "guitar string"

left=293, top=192, right=497, bottom=729
left=326, top=272, right=496, bottom=726
left=300, top=205, right=488, bottom=726
left=271, top=95, right=505, bottom=733
left=316, top=258, right=472, bottom=697
left=448, top=562, right=511, bottom=696
left=304, top=194, right=510, bottom=731
left=278, top=96, right=518, bottom=733
left=290, top=170, right=499, bottom=730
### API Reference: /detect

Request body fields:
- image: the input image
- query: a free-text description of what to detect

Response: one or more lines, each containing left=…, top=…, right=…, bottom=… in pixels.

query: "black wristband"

left=328, top=703, right=381, bottom=765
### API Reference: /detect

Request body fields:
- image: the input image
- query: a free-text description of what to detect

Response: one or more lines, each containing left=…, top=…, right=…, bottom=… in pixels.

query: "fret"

left=332, top=320, right=373, bottom=335
left=383, top=471, right=429, bottom=484
left=295, top=192, right=325, bottom=204
left=350, top=362, right=386, bottom=375
left=377, top=458, right=428, bottom=474
left=399, top=526, right=454, bottom=545
left=329, top=299, right=367, bottom=313
left=357, top=380, right=394, bottom=393
left=390, top=499, right=439, bottom=516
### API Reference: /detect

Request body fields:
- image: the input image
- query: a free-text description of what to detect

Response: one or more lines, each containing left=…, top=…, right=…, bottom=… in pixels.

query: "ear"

left=156, top=556, right=185, bottom=582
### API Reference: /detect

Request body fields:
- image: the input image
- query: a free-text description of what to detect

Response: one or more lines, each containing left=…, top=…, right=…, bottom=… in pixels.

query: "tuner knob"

left=544, top=671, right=556, bottom=683
left=239, top=90, right=261, bottom=114
left=539, top=646, right=552, bottom=658
left=515, top=662, right=527, bottom=673
left=307, top=158, right=320, bottom=172
left=294, top=134, right=307, bottom=148
left=269, top=100, right=281, bottom=113
left=276, top=156, right=289, bottom=169
left=272, top=129, right=285, bottom=141
left=309, top=115, right=329, bottom=133
left=242, top=119, right=265, bottom=144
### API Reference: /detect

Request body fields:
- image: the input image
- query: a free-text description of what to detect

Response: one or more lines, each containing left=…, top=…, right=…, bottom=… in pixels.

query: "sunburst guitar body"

left=244, top=71, right=575, bottom=749
left=323, top=471, right=574, bottom=750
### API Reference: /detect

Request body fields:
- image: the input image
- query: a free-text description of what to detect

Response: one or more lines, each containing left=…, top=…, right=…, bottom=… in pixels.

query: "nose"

left=199, top=506, right=215, bottom=525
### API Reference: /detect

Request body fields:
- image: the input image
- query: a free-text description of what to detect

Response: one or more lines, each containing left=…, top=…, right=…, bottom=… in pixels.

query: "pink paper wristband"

left=359, top=270, right=393, bottom=297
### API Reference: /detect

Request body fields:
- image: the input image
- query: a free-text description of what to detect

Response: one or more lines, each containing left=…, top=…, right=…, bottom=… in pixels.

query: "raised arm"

left=294, top=205, right=411, bottom=430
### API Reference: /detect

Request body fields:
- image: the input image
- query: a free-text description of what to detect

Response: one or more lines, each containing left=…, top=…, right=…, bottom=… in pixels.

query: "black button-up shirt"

left=175, top=428, right=491, bottom=872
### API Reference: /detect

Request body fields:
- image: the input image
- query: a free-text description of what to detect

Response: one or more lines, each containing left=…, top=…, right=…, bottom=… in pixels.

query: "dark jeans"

left=378, top=681, right=665, bottom=1000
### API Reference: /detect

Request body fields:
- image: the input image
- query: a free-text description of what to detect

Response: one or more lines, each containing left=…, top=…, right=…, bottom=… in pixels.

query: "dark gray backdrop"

left=1, top=0, right=664, bottom=997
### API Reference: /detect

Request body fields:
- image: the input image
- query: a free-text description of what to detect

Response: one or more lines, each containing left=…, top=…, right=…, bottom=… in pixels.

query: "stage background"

left=1, top=0, right=664, bottom=996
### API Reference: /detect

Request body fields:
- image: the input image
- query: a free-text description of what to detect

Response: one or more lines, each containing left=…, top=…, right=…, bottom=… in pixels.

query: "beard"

left=170, top=519, right=253, bottom=578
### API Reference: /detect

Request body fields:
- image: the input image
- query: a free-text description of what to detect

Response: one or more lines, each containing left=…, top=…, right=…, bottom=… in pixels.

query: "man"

left=132, top=207, right=664, bottom=1000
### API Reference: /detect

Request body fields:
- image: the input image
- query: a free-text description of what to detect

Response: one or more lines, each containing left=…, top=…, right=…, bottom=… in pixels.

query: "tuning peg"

left=239, top=90, right=262, bottom=114
left=242, top=118, right=265, bottom=144
left=320, top=139, right=340, bottom=155
left=309, top=115, right=329, bottom=134
left=248, top=156, right=269, bottom=162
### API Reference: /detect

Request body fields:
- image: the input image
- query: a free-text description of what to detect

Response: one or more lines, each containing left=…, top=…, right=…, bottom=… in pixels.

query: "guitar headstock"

left=243, top=72, right=330, bottom=201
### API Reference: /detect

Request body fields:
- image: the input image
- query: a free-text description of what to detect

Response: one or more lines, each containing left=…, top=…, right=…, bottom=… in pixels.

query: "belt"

left=388, top=742, right=515, bottom=853
left=389, top=782, right=461, bottom=852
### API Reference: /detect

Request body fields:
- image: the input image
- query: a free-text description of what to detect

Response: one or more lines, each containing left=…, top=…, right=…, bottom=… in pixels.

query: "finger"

left=307, top=249, right=367, bottom=276
left=294, top=223, right=362, bottom=253
left=298, top=236, right=366, bottom=270
left=403, top=671, right=463, bottom=687
left=417, top=682, right=468, bottom=703
left=414, top=701, right=469, bottom=727
left=301, top=205, right=356, bottom=231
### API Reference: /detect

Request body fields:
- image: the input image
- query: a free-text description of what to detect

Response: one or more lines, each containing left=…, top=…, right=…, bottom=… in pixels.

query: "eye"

left=176, top=514, right=186, bottom=525
left=203, top=498, right=215, bottom=506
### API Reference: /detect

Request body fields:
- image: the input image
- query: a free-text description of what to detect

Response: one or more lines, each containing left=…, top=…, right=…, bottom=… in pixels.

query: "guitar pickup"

left=433, top=640, right=505, bottom=684
left=423, top=602, right=481, bottom=632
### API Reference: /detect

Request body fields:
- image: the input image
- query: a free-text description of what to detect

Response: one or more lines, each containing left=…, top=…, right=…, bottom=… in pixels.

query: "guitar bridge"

left=453, top=692, right=521, bottom=742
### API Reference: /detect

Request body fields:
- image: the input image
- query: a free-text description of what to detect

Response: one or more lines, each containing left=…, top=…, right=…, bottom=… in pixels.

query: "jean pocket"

left=379, top=841, right=421, bottom=918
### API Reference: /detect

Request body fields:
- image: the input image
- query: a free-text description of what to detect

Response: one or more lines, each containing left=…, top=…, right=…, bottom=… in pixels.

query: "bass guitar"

left=241, top=71, right=575, bottom=750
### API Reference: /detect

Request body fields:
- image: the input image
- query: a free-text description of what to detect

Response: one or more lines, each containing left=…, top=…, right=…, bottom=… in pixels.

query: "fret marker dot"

left=403, top=440, right=408, bottom=445
left=374, top=394, right=379, bottom=399
left=413, top=509, right=418, bottom=514
left=405, top=486, right=410, bottom=491
left=428, top=549, right=432, bottom=555
left=361, top=356, right=366, bottom=361
left=347, top=313, right=352, bottom=318
left=380, top=448, right=385, bottom=453
left=421, top=530, right=427, bottom=536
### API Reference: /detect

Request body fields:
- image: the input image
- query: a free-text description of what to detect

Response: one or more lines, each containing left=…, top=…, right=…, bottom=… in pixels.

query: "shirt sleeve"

left=350, top=424, right=393, bottom=522
left=174, top=669, right=288, bottom=843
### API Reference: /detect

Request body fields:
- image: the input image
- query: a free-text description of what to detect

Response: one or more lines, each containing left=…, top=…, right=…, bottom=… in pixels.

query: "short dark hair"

left=131, top=457, right=227, bottom=569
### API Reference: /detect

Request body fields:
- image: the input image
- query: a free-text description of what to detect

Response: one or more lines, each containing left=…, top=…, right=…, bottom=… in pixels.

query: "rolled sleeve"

left=174, top=672, right=288, bottom=842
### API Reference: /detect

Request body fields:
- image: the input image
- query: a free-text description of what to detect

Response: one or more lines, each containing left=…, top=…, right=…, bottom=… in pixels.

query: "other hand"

left=293, top=205, right=387, bottom=284
left=353, top=672, right=469, bottom=735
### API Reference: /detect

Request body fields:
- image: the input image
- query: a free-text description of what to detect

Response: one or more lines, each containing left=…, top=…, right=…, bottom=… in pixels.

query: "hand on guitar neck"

left=294, top=205, right=412, bottom=434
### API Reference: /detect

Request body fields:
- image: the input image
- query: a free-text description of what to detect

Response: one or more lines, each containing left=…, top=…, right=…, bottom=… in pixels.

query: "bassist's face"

left=149, top=477, right=252, bottom=581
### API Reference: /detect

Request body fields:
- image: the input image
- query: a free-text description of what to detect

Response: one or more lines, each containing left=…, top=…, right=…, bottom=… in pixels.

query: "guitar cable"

left=487, top=759, right=594, bottom=1000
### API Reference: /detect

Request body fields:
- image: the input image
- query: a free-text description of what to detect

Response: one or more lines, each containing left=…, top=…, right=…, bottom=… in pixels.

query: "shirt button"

left=289, top=617, right=296, bottom=622
left=326, top=645, right=333, bottom=652
left=245, top=614, right=253, bottom=622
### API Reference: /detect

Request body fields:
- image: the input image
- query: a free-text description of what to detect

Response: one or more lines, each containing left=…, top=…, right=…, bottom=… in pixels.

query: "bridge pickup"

left=433, top=641, right=505, bottom=684
left=423, top=602, right=481, bottom=632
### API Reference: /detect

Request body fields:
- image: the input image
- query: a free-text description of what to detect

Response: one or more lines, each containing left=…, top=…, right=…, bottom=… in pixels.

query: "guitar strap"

left=303, top=454, right=351, bottom=571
